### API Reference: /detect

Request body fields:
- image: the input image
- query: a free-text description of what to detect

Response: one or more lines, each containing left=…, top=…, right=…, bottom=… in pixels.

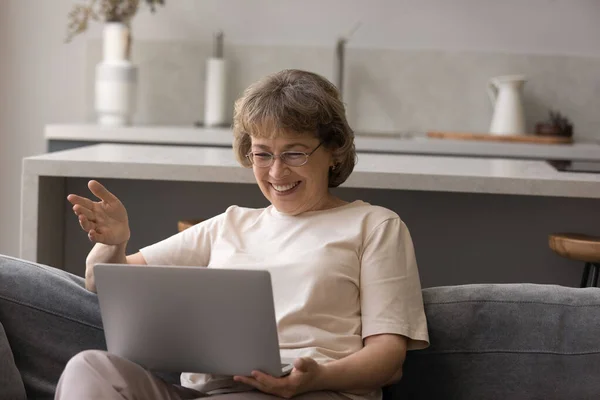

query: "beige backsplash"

left=85, top=41, right=600, bottom=141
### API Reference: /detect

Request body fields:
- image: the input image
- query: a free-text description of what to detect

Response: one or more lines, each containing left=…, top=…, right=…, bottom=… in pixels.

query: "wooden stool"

left=549, top=233, right=600, bottom=287
left=177, top=219, right=203, bottom=232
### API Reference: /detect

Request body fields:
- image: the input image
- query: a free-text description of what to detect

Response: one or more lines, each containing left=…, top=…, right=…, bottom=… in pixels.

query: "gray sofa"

left=387, top=284, right=600, bottom=399
left=1, top=255, right=599, bottom=399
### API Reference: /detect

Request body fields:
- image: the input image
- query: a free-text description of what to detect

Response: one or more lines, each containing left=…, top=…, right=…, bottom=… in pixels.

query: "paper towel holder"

left=202, top=30, right=229, bottom=128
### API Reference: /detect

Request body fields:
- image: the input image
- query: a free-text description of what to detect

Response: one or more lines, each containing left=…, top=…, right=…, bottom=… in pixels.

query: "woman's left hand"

left=234, top=357, right=321, bottom=399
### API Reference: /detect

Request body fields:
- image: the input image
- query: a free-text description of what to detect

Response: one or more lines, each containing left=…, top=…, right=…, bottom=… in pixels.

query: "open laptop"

left=94, top=264, right=294, bottom=377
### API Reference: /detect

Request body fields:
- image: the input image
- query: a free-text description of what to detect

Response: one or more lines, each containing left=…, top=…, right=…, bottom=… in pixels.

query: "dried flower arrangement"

left=535, top=110, right=574, bottom=138
left=66, top=0, right=165, bottom=42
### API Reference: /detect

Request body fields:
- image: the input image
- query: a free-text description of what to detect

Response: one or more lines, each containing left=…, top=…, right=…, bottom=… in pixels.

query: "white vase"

left=95, top=22, right=138, bottom=126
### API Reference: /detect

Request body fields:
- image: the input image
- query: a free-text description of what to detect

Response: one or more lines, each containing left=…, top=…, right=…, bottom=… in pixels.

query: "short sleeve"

left=360, top=217, right=429, bottom=350
left=139, top=216, right=220, bottom=267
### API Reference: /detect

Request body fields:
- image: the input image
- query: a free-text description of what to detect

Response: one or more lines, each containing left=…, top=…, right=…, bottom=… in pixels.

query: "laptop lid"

left=94, top=264, right=285, bottom=377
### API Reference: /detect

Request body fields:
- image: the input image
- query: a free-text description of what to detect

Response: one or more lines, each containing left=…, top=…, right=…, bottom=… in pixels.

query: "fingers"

left=250, top=370, right=285, bottom=390
left=67, top=181, right=116, bottom=244
left=73, top=204, right=95, bottom=221
left=234, top=371, right=277, bottom=386
left=293, top=357, right=312, bottom=372
left=88, top=229, right=104, bottom=243
left=233, top=375, right=269, bottom=393
left=293, top=359, right=306, bottom=372
left=67, top=194, right=95, bottom=209
left=233, top=371, right=295, bottom=398
left=78, top=214, right=96, bottom=233
left=67, top=180, right=116, bottom=207
left=88, top=180, right=118, bottom=204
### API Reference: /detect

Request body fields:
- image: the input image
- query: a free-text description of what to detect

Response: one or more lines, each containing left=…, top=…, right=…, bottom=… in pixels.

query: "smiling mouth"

left=270, top=181, right=301, bottom=193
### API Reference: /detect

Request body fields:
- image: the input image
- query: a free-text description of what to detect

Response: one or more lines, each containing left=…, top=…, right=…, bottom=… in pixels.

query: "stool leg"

left=593, top=264, right=600, bottom=288
left=581, top=263, right=592, bottom=288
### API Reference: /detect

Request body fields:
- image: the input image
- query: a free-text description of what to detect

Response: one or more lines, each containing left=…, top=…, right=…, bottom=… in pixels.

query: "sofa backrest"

left=384, top=283, right=600, bottom=400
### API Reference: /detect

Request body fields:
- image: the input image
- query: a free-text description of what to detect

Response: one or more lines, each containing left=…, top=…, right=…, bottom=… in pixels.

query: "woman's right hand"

left=67, top=180, right=131, bottom=245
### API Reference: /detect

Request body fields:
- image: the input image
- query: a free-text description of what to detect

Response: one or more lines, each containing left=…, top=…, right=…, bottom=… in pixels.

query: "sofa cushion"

left=384, top=284, right=600, bottom=400
left=0, top=321, right=27, bottom=400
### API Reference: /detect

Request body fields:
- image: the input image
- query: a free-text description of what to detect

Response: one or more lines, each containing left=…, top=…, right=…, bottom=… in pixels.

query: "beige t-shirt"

left=140, top=200, right=429, bottom=400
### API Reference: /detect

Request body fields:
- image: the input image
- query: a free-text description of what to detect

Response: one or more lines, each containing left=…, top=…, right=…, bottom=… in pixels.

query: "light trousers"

left=55, top=350, right=350, bottom=400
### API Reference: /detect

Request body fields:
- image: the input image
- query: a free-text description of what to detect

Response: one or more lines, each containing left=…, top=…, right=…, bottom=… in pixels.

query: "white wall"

left=1, top=0, right=599, bottom=257
left=0, top=0, right=88, bottom=256
left=132, top=0, right=600, bottom=56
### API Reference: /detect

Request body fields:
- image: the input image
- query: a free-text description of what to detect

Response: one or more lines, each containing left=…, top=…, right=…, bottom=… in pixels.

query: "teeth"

left=272, top=182, right=300, bottom=192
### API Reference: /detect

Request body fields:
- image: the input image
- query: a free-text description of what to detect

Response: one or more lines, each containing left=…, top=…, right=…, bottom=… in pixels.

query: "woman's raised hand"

left=67, top=180, right=131, bottom=245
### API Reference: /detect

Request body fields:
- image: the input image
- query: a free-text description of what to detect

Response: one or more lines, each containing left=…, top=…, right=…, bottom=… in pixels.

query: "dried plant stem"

left=66, top=0, right=164, bottom=43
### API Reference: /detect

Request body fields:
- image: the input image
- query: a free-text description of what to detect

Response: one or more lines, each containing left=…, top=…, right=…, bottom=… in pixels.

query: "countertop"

left=45, top=124, right=600, bottom=162
left=23, top=143, right=600, bottom=199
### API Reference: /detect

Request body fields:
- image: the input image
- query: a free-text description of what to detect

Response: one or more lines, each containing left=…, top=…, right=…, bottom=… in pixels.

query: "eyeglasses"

left=246, top=142, right=324, bottom=168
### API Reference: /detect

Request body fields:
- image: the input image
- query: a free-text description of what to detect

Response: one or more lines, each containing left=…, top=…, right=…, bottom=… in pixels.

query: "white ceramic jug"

left=488, top=75, right=527, bottom=135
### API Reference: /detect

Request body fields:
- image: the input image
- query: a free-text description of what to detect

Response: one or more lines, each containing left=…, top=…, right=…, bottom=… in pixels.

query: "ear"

left=327, top=146, right=339, bottom=167
left=329, top=154, right=337, bottom=168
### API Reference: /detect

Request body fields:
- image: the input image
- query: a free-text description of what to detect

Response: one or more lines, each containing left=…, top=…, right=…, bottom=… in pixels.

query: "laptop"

left=94, top=264, right=294, bottom=377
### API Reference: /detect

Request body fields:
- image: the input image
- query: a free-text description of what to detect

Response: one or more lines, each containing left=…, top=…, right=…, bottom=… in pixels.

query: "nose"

left=269, top=157, right=290, bottom=179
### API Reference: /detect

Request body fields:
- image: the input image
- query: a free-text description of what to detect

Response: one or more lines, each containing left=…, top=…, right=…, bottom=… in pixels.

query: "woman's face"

left=250, top=132, right=335, bottom=215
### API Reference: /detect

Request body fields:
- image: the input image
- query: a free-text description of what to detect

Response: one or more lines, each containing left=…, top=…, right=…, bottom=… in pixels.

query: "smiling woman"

left=0, top=69, right=429, bottom=400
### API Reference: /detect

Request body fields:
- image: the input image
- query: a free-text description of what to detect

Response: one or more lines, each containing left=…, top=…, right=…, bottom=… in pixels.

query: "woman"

left=1, top=69, right=429, bottom=400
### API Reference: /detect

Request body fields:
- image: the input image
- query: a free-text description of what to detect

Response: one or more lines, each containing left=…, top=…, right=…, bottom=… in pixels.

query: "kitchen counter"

left=25, top=143, right=600, bottom=198
left=45, top=124, right=600, bottom=161
left=21, top=143, right=600, bottom=288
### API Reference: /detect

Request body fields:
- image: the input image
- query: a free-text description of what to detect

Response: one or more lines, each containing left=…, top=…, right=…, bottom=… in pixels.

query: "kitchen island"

left=21, top=143, right=600, bottom=288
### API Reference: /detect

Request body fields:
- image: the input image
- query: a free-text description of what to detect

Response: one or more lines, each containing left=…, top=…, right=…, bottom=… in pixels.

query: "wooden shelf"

left=428, top=131, right=573, bottom=145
